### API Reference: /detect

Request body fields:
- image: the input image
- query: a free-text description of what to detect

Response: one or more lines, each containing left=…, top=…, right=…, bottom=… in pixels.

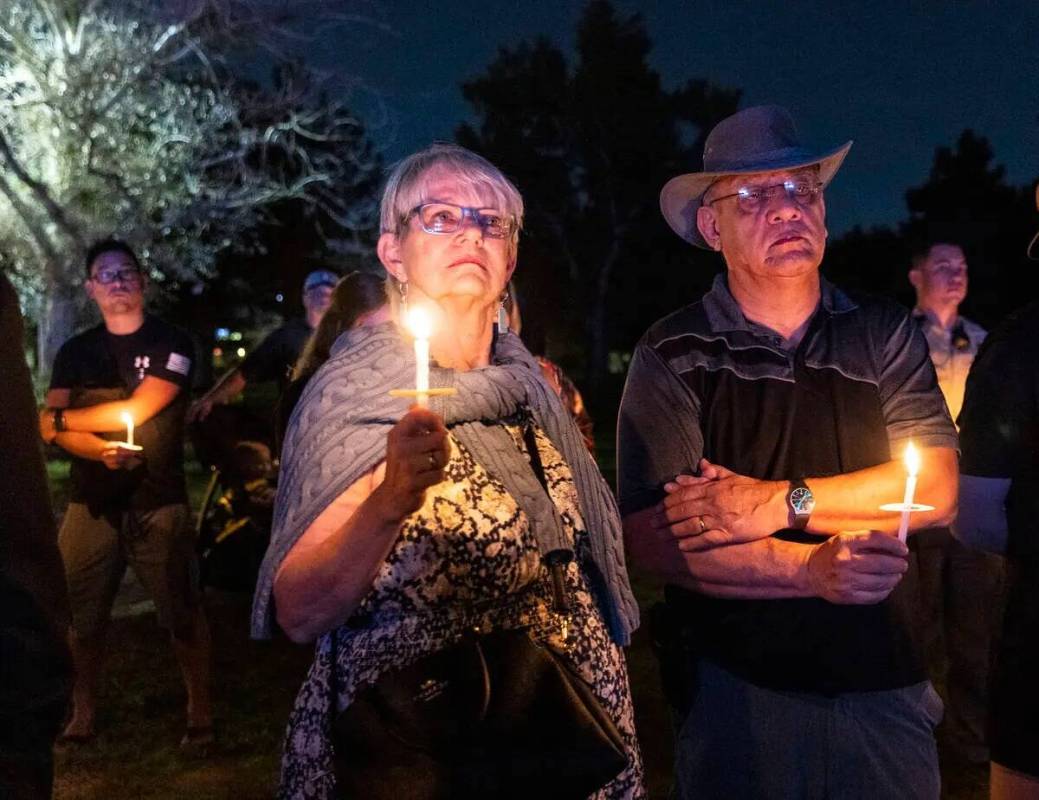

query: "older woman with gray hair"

left=252, top=143, right=643, bottom=799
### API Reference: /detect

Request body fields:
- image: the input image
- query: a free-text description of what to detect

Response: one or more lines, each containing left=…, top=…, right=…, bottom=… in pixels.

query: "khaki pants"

left=58, top=503, right=200, bottom=639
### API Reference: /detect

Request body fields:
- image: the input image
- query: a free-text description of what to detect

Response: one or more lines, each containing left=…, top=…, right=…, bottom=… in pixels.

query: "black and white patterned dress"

left=279, top=417, right=645, bottom=799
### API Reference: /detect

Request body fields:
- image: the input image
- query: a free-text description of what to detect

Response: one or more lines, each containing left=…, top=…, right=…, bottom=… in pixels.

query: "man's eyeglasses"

left=404, top=203, right=515, bottom=239
left=706, top=179, right=823, bottom=213
left=90, top=267, right=142, bottom=285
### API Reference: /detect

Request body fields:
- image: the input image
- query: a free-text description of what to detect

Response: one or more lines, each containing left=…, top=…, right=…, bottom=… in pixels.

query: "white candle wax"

left=407, top=308, right=432, bottom=407
left=415, top=337, right=429, bottom=407
left=897, top=442, right=921, bottom=542
left=122, top=411, right=135, bottom=448
left=897, top=473, right=916, bottom=543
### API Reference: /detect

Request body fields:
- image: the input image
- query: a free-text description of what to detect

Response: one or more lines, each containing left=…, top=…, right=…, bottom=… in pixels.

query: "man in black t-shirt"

left=620, top=107, right=958, bottom=798
left=39, top=240, right=213, bottom=747
left=187, top=269, right=338, bottom=424
left=955, top=187, right=1039, bottom=796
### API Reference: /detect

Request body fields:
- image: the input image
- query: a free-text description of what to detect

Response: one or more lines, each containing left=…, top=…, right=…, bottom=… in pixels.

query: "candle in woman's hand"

left=406, top=308, right=432, bottom=407
left=897, top=442, right=920, bottom=543
left=121, top=411, right=135, bottom=448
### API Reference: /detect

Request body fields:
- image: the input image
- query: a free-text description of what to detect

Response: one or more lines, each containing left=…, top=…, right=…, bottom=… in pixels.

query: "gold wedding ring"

left=697, top=515, right=707, bottom=534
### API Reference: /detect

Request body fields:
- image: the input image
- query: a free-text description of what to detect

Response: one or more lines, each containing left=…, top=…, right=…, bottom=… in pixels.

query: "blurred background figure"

left=907, top=237, right=1004, bottom=765
left=955, top=190, right=1039, bottom=800
left=0, top=270, right=71, bottom=800
left=506, top=283, right=595, bottom=454
left=188, top=268, right=340, bottom=426
left=275, top=271, right=389, bottom=450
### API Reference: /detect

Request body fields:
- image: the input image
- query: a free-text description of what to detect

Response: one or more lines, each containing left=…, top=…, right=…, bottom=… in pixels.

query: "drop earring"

left=398, top=280, right=409, bottom=317
left=496, top=288, right=509, bottom=333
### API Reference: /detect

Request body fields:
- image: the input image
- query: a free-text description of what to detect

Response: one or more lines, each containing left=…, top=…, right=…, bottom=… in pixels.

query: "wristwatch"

left=786, top=479, right=815, bottom=530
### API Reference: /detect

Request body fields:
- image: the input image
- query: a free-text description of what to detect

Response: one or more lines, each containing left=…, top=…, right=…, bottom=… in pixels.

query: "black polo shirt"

left=240, top=318, right=312, bottom=392
left=618, top=273, right=957, bottom=694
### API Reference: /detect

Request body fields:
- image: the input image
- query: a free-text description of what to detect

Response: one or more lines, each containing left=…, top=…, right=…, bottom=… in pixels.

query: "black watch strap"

left=53, top=407, right=66, bottom=433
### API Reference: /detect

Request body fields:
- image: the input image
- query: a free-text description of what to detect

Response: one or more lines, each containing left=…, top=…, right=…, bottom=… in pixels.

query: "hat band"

left=704, top=145, right=821, bottom=174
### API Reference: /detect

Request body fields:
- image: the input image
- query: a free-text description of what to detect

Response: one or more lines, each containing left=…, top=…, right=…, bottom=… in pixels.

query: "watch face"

left=790, top=486, right=815, bottom=515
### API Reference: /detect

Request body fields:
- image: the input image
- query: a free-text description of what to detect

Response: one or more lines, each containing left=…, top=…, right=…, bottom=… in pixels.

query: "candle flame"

left=121, top=411, right=133, bottom=428
left=904, top=441, right=920, bottom=477
left=406, top=307, right=432, bottom=339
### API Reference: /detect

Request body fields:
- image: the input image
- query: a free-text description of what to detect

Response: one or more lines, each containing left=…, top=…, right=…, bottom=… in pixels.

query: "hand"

left=39, top=408, right=57, bottom=443
left=654, top=458, right=785, bottom=551
left=186, top=397, right=214, bottom=424
left=369, top=406, right=450, bottom=523
left=100, top=442, right=144, bottom=471
left=804, top=530, right=908, bottom=604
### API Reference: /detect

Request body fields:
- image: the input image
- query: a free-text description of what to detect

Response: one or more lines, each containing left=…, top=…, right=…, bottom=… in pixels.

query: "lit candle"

left=406, top=308, right=432, bottom=407
left=121, top=411, right=135, bottom=448
left=897, top=442, right=920, bottom=542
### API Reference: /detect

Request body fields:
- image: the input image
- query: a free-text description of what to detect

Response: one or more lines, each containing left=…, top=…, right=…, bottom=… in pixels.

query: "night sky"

left=315, top=0, right=1039, bottom=235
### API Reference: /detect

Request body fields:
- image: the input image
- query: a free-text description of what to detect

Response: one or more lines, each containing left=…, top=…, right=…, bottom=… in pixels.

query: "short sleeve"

left=959, top=332, right=1037, bottom=479
left=49, top=340, right=78, bottom=390
left=616, top=342, right=704, bottom=516
left=147, top=328, right=195, bottom=388
left=877, top=308, right=958, bottom=453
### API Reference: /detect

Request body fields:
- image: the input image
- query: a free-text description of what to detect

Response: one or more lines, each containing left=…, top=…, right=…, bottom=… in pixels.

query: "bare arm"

left=42, top=388, right=142, bottom=469
left=273, top=407, right=450, bottom=643
left=40, top=376, right=182, bottom=438
left=658, top=447, right=958, bottom=547
left=952, top=474, right=1011, bottom=555
left=626, top=506, right=910, bottom=604
left=187, top=368, right=247, bottom=423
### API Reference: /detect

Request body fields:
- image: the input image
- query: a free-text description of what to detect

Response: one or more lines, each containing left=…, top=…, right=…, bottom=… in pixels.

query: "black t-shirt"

left=240, top=318, right=312, bottom=392
left=958, top=301, right=1039, bottom=774
left=618, top=275, right=958, bottom=695
left=50, top=315, right=195, bottom=513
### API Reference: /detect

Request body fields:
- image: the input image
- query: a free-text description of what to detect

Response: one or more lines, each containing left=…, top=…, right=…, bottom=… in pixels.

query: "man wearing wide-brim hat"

left=618, top=105, right=958, bottom=798
left=955, top=184, right=1039, bottom=798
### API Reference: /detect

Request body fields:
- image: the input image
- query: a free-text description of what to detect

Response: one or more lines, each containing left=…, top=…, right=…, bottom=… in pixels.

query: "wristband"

left=53, top=407, right=67, bottom=433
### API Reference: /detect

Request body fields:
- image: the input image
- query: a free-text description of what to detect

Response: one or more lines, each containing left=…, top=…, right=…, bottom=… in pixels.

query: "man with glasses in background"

left=618, top=106, right=958, bottom=798
left=908, top=237, right=1002, bottom=767
left=39, top=240, right=213, bottom=750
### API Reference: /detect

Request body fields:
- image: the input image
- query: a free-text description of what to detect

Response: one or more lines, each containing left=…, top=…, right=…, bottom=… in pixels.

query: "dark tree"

left=826, top=130, right=1038, bottom=329
left=457, top=0, right=739, bottom=401
left=902, top=130, right=1037, bottom=327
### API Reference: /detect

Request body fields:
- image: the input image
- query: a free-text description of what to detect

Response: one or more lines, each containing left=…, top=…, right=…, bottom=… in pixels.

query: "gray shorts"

left=58, top=503, right=200, bottom=639
left=673, top=659, right=943, bottom=800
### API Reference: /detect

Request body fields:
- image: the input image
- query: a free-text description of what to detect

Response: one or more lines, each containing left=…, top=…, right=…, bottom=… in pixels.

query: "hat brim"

left=660, top=140, right=853, bottom=248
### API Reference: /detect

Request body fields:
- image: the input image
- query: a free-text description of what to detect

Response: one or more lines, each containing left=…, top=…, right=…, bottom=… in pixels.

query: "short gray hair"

left=379, top=143, right=524, bottom=247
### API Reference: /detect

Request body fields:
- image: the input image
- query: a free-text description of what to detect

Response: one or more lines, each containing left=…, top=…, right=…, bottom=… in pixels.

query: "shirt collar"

left=703, top=272, right=858, bottom=334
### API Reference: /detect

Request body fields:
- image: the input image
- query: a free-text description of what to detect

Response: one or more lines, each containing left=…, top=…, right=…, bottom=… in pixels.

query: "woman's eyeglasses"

left=404, top=203, right=515, bottom=239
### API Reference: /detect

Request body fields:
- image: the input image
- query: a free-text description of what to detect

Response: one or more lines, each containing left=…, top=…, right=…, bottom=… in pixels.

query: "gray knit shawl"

left=250, top=322, right=638, bottom=645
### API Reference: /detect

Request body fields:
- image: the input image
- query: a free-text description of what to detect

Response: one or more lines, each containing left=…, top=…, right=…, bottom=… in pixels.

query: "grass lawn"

left=47, top=444, right=989, bottom=799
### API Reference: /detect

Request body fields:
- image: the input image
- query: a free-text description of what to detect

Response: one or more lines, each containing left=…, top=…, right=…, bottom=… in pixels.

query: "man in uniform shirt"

left=619, top=106, right=958, bottom=798
left=188, top=268, right=338, bottom=422
left=39, top=240, right=212, bottom=747
left=908, top=238, right=1002, bottom=764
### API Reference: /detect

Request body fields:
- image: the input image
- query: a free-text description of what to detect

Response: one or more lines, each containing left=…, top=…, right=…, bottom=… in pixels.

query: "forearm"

left=53, top=431, right=111, bottom=461
left=201, top=369, right=246, bottom=406
left=625, top=508, right=811, bottom=599
left=274, top=492, right=403, bottom=642
left=62, top=400, right=137, bottom=433
left=805, top=448, right=958, bottom=534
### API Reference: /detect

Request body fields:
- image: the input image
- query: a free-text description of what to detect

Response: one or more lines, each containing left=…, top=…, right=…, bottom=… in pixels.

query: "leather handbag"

left=331, top=625, right=628, bottom=800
